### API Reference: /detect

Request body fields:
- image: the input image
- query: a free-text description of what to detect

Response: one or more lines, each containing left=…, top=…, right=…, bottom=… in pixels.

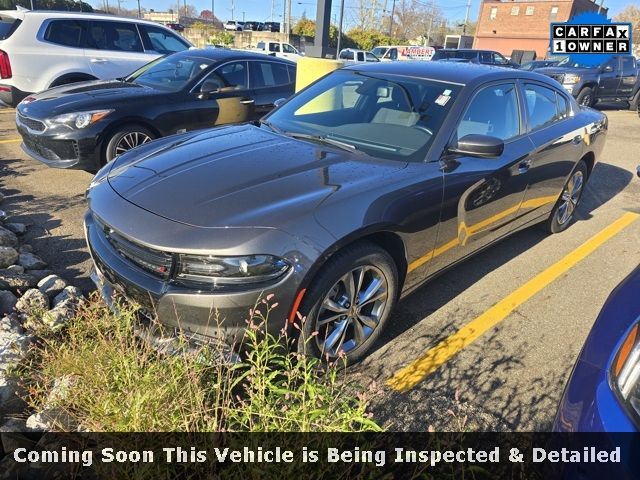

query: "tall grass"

left=20, top=294, right=381, bottom=433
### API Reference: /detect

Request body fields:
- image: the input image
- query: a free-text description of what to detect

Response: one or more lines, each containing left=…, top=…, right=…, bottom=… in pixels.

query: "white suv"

left=0, top=9, right=193, bottom=106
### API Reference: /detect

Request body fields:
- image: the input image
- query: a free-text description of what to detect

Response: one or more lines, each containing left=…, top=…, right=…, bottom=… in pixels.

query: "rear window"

left=0, top=17, right=21, bottom=40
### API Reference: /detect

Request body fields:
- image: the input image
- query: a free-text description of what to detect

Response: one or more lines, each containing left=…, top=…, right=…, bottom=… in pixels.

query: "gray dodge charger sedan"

left=85, top=61, right=607, bottom=363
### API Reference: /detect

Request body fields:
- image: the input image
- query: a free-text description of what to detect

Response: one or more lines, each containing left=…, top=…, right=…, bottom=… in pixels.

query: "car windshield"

left=371, top=47, right=388, bottom=57
left=265, top=69, right=461, bottom=162
left=556, top=57, right=597, bottom=69
left=126, top=55, right=215, bottom=91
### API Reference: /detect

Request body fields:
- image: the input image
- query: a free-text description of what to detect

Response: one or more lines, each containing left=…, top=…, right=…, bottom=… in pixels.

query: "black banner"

left=1, top=432, right=639, bottom=479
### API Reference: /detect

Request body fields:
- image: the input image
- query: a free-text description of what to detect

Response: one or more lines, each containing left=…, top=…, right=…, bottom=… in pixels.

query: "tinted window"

left=140, top=25, right=189, bottom=54
left=128, top=54, right=214, bottom=91
left=216, top=61, right=248, bottom=89
left=556, top=92, right=570, bottom=119
left=266, top=69, right=461, bottom=162
left=622, top=56, right=635, bottom=75
left=87, top=21, right=142, bottom=52
left=524, top=84, right=559, bottom=130
left=339, top=50, right=353, bottom=60
left=269, top=43, right=280, bottom=52
left=44, top=20, right=86, bottom=48
left=287, top=65, right=296, bottom=83
left=0, top=17, right=21, bottom=40
left=480, top=51, right=492, bottom=63
left=458, top=83, right=520, bottom=140
left=250, top=61, right=290, bottom=88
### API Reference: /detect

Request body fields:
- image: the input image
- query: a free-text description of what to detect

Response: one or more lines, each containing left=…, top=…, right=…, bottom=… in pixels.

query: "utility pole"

left=137, top=0, right=141, bottom=18
left=283, top=0, right=287, bottom=34
left=426, top=0, right=435, bottom=45
left=336, top=0, right=345, bottom=53
left=242, top=11, right=245, bottom=22
left=388, top=0, right=396, bottom=37
left=211, top=0, right=215, bottom=24
left=271, top=0, right=274, bottom=22
left=287, top=0, right=292, bottom=34
left=231, top=0, right=235, bottom=20
left=597, top=0, right=604, bottom=14
left=464, top=0, right=471, bottom=32
left=183, top=0, right=187, bottom=20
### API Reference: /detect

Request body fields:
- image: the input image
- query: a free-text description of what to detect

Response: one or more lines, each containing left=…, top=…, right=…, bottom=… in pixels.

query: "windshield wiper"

left=287, top=132, right=358, bottom=152
left=259, top=119, right=284, bottom=134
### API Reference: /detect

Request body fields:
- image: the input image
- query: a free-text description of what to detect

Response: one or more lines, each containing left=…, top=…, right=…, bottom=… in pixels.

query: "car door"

left=429, top=82, right=533, bottom=272
left=249, top=60, right=295, bottom=118
left=85, top=20, right=152, bottom=79
left=181, top=60, right=255, bottom=130
left=618, top=56, right=637, bottom=98
left=514, top=82, right=586, bottom=227
left=597, top=57, right=621, bottom=99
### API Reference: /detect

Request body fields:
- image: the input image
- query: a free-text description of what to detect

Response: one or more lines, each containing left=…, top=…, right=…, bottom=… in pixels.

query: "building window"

left=550, top=6, right=559, bottom=21
left=511, top=6, right=520, bottom=15
left=490, top=7, right=497, bottom=19
left=526, top=6, right=535, bottom=15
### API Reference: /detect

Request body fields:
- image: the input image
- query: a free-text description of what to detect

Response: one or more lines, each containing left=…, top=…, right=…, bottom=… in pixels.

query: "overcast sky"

left=91, top=0, right=630, bottom=26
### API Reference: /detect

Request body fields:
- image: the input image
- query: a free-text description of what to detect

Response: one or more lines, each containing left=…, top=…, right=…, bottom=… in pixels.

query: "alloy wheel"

left=557, top=170, right=584, bottom=225
left=315, top=265, right=389, bottom=357
left=579, top=94, right=592, bottom=106
left=115, top=131, right=153, bottom=157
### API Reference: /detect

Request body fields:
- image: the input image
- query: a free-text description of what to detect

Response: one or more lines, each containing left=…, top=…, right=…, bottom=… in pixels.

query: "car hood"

left=18, top=80, right=162, bottom=117
left=107, top=124, right=407, bottom=228
left=536, top=66, right=596, bottom=76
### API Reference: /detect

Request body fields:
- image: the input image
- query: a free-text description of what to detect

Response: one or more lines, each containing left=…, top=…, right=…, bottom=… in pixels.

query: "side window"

left=287, top=65, right=296, bottom=83
left=556, top=92, right=570, bottom=120
left=140, top=25, right=189, bottom=54
left=88, top=21, right=143, bottom=52
left=269, top=43, right=280, bottom=53
left=457, top=83, right=520, bottom=141
left=282, top=44, right=296, bottom=54
left=622, top=56, right=635, bottom=76
left=493, top=53, right=508, bottom=64
left=602, top=57, right=618, bottom=71
left=365, top=52, right=378, bottom=62
left=524, top=83, right=559, bottom=130
left=250, top=61, right=290, bottom=88
left=44, top=20, right=86, bottom=48
left=389, top=48, right=398, bottom=60
left=215, top=61, right=248, bottom=89
left=480, top=51, right=492, bottom=63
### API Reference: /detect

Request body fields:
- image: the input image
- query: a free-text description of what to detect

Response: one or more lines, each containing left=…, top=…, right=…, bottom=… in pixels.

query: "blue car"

left=555, top=265, right=640, bottom=432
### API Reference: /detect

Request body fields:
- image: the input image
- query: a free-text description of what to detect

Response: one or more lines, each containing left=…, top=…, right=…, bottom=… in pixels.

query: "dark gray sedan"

left=85, top=62, right=607, bottom=363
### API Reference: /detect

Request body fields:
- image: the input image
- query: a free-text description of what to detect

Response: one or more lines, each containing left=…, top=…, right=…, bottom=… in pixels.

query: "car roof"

left=343, top=61, right=558, bottom=87
left=173, top=48, right=296, bottom=65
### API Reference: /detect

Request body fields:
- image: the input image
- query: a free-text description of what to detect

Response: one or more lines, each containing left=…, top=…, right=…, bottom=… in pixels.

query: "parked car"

left=263, top=22, right=281, bottom=32
left=0, top=9, right=192, bottom=107
left=224, top=20, right=244, bottom=31
left=371, top=45, right=434, bottom=62
left=555, top=264, right=640, bottom=436
left=243, top=21, right=263, bottom=31
left=432, top=49, right=519, bottom=68
left=537, top=55, right=640, bottom=108
left=251, top=41, right=302, bottom=62
left=166, top=23, right=185, bottom=32
left=338, top=49, right=380, bottom=63
left=16, top=49, right=295, bottom=170
left=84, top=62, right=607, bottom=363
left=519, top=60, right=559, bottom=71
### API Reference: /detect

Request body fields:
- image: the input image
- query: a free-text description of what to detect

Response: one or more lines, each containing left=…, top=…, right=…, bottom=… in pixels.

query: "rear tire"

left=576, top=87, right=594, bottom=107
left=296, top=242, right=398, bottom=365
left=544, top=160, right=588, bottom=234
left=104, top=125, right=156, bottom=164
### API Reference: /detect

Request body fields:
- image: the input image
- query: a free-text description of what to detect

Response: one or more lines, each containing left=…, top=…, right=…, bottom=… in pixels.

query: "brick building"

left=473, top=0, right=607, bottom=59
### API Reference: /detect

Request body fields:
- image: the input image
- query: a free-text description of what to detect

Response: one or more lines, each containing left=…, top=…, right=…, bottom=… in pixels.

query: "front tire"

left=104, top=125, right=155, bottom=164
left=296, top=242, right=398, bottom=364
left=545, top=160, right=588, bottom=234
left=576, top=87, right=594, bottom=107
left=629, top=90, right=640, bottom=111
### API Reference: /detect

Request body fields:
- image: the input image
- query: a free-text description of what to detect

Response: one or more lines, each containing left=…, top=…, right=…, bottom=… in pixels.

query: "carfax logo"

left=550, top=12, right=631, bottom=66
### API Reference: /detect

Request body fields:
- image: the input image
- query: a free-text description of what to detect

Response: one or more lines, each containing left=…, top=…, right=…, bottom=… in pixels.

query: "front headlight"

left=176, top=254, right=290, bottom=287
left=612, top=322, right=640, bottom=423
left=563, top=74, right=581, bottom=85
left=45, top=109, right=113, bottom=129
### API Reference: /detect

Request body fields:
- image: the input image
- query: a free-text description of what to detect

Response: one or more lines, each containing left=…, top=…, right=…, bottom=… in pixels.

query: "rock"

left=43, top=300, right=75, bottom=330
left=18, top=253, right=47, bottom=271
left=26, top=377, right=76, bottom=431
left=37, top=275, right=67, bottom=298
left=0, top=291, right=17, bottom=316
left=0, top=418, right=33, bottom=434
left=15, top=289, right=49, bottom=315
left=6, top=265, right=23, bottom=274
left=0, top=191, right=4, bottom=203
left=0, top=372, right=27, bottom=419
left=4, top=223, right=26, bottom=235
left=53, top=286, right=84, bottom=308
left=0, top=247, right=18, bottom=269
left=22, top=270, right=52, bottom=283
left=18, top=244, right=32, bottom=254
left=0, top=314, right=23, bottom=335
left=0, top=227, right=18, bottom=248
left=0, top=209, right=7, bottom=222
left=0, top=271, right=38, bottom=292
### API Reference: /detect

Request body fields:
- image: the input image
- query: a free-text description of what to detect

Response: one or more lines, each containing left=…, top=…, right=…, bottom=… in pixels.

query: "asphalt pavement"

left=0, top=106, right=638, bottom=431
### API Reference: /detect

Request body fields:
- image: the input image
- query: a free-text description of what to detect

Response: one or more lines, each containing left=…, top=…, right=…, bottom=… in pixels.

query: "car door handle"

left=517, top=160, right=531, bottom=174
left=90, top=58, right=108, bottom=63
left=240, top=99, right=255, bottom=104
left=572, top=135, right=583, bottom=144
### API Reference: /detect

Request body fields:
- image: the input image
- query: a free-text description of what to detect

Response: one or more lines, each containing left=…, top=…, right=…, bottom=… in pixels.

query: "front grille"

left=95, top=217, right=174, bottom=280
left=17, top=113, right=45, bottom=132
left=21, top=133, right=77, bottom=162
left=546, top=73, right=565, bottom=84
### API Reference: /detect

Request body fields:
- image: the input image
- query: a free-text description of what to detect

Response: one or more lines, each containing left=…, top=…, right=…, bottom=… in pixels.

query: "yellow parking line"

left=0, top=109, right=15, bottom=113
left=0, top=138, right=21, bottom=144
left=387, top=211, right=640, bottom=392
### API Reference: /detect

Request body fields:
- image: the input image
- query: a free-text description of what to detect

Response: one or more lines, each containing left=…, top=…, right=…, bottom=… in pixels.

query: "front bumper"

left=16, top=116, right=103, bottom=171
left=0, top=85, right=30, bottom=107
left=84, top=210, right=302, bottom=347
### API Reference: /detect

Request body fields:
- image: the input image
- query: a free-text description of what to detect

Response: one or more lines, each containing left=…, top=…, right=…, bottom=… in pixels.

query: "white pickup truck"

left=250, top=41, right=303, bottom=62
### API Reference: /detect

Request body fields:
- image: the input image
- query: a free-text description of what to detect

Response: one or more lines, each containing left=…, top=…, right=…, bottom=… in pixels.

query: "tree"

left=346, top=28, right=401, bottom=50
left=390, top=0, right=443, bottom=42
left=354, top=0, right=382, bottom=31
left=292, top=18, right=316, bottom=37
left=200, top=9, right=213, bottom=20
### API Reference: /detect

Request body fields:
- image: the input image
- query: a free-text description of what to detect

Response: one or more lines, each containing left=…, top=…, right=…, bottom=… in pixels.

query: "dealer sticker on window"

left=435, top=92, right=451, bottom=106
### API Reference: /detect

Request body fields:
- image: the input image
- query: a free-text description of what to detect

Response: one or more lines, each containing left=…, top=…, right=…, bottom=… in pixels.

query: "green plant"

left=209, top=30, right=235, bottom=46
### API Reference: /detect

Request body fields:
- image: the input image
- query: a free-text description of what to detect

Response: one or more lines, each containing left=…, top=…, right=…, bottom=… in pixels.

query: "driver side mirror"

left=448, top=134, right=504, bottom=158
left=273, top=98, right=287, bottom=108
left=198, top=78, right=224, bottom=99
left=601, top=64, right=614, bottom=73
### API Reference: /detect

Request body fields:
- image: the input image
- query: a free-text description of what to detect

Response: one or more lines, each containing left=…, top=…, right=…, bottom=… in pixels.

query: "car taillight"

left=0, top=50, right=12, bottom=79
